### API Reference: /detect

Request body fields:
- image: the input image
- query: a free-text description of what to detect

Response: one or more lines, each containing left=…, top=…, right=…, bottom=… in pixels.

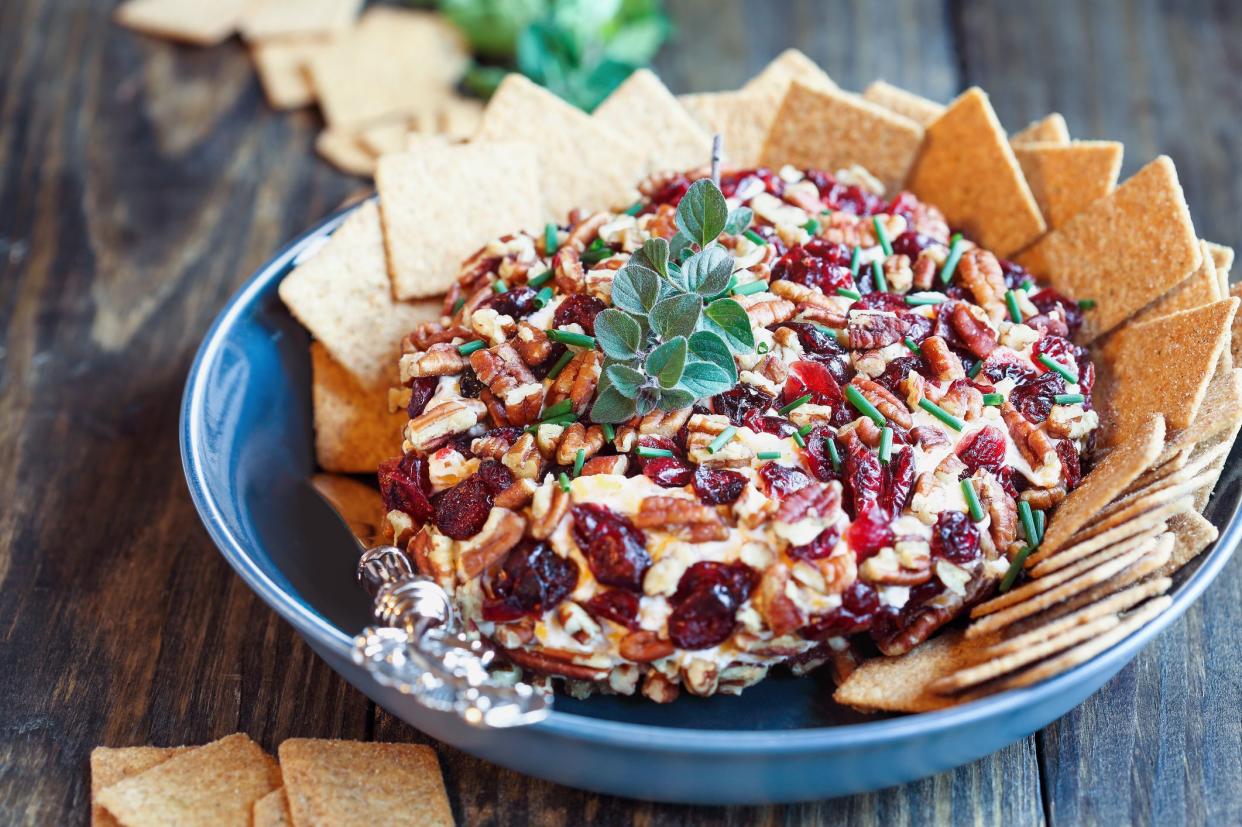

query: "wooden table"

left=2, top=0, right=1240, bottom=823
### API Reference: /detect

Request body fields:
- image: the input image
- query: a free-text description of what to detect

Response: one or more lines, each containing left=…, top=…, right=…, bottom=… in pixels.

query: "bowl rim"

left=181, top=199, right=1242, bottom=755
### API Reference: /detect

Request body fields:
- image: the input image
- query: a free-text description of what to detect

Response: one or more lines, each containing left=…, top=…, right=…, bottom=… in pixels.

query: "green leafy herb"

left=723, top=206, right=753, bottom=235
left=675, top=179, right=728, bottom=248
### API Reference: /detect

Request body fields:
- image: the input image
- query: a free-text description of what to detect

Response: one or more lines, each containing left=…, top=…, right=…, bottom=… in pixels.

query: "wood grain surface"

left=1, top=1, right=1239, bottom=824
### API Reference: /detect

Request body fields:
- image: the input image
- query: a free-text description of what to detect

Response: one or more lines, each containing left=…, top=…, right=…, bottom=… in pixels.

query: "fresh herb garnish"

left=708, top=426, right=737, bottom=454
left=918, top=398, right=963, bottom=431
left=458, top=340, right=486, bottom=356
left=837, top=287, right=862, bottom=301
left=871, top=259, right=888, bottom=292
left=1004, top=289, right=1022, bottom=323
left=1037, top=354, right=1078, bottom=384
left=844, top=385, right=885, bottom=427
left=1054, top=393, right=1085, bottom=405
left=961, top=478, right=984, bottom=521
left=878, top=427, right=893, bottom=463
left=940, top=233, right=964, bottom=284
left=982, top=392, right=1004, bottom=406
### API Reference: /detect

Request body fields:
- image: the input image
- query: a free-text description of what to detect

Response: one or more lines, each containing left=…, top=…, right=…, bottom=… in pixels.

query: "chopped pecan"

left=978, top=474, right=1018, bottom=553
left=399, top=342, right=466, bottom=381
left=686, top=414, right=754, bottom=467
left=619, top=631, right=675, bottom=663
left=504, top=647, right=609, bottom=681
left=546, top=350, right=601, bottom=416
left=821, top=211, right=865, bottom=247
left=638, top=406, right=693, bottom=437
left=470, top=343, right=542, bottom=425
left=911, top=254, right=937, bottom=291
left=938, top=380, right=983, bottom=421
left=634, top=496, right=727, bottom=541
left=529, top=480, right=569, bottom=539
left=682, top=659, right=721, bottom=697
left=883, top=254, right=914, bottom=294
left=775, top=480, right=842, bottom=524
left=754, top=354, right=789, bottom=387
left=641, top=672, right=680, bottom=703
left=580, top=454, right=628, bottom=476
left=769, top=279, right=839, bottom=313
left=753, top=564, right=806, bottom=636
left=782, top=182, right=822, bottom=213
left=501, top=432, right=545, bottom=480
left=552, top=246, right=585, bottom=294
left=847, top=416, right=883, bottom=448
left=799, top=305, right=850, bottom=327
left=472, top=431, right=519, bottom=461
left=556, top=602, right=602, bottom=645
left=738, top=293, right=795, bottom=327
left=479, top=389, right=510, bottom=427
left=470, top=307, right=516, bottom=345
left=494, top=478, right=536, bottom=510
left=851, top=377, right=913, bottom=428
left=554, top=422, right=606, bottom=466
left=909, top=424, right=951, bottom=449
left=457, top=508, right=526, bottom=580
left=513, top=322, right=554, bottom=366
left=949, top=303, right=998, bottom=359
left=1020, top=485, right=1067, bottom=509
left=460, top=285, right=495, bottom=321
left=534, top=423, right=565, bottom=458
left=492, top=617, right=535, bottom=648
left=847, top=311, right=905, bottom=350
left=405, top=321, right=470, bottom=352
left=858, top=214, right=907, bottom=248
left=921, top=335, right=965, bottom=381
left=957, top=248, right=1006, bottom=318
left=910, top=201, right=951, bottom=242
left=565, top=212, right=610, bottom=251
left=1001, top=402, right=1061, bottom=483
left=645, top=203, right=678, bottom=240
left=405, top=399, right=484, bottom=452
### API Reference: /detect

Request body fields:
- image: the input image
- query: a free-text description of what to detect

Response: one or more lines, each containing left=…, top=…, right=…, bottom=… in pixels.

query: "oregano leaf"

left=724, top=206, right=753, bottom=235
left=635, top=386, right=658, bottom=416
left=605, top=363, right=646, bottom=397
left=645, top=336, right=687, bottom=388
left=611, top=263, right=660, bottom=314
left=678, top=360, right=733, bottom=398
left=688, top=330, right=738, bottom=381
left=590, top=386, right=638, bottom=423
left=650, top=294, right=701, bottom=341
left=682, top=245, right=734, bottom=297
left=669, top=231, right=694, bottom=263
left=703, top=298, right=755, bottom=352
left=675, top=179, right=728, bottom=249
left=594, top=308, right=643, bottom=360
left=656, top=387, right=696, bottom=411
left=633, top=237, right=670, bottom=278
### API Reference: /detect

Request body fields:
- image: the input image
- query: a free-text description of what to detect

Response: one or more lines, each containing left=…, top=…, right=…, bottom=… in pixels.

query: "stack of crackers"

left=91, top=734, right=453, bottom=826
left=113, top=1, right=481, bottom=177
left=272, top=48, right=1237, bottom=709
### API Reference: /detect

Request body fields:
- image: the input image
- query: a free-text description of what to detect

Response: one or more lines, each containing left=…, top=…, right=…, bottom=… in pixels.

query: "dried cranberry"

left=377, top=454, right=433, bottom=523
left=1079, top=361, right=1096, bottom=409
left=528, top=342, right=568, bottom=380
left=434, top=476, right=492, bottom=539
left=1032, top=335, right=1077, bottom=373
left=713, top=385, right=775, bottom=427
left=571, top=504, right=651, bottom=591
left=781, top=322, right=850, bottom=382
left=477, top=459, right=514, bottom=495
left=845, top=500, right=894, bottom=560
left=743, top=412, right=797, bottom=437
left=783, top=360, right=846, bottom=420
left=458, top=366, right=485, bottom=398
left=850, top=292, right=907, bottom=313
left=643, top=456, right=694, bottom=488
left=930, top=510, right=980, bottom=564
left=554, top=294, right=606, bottom=336
left=902, top=310, right=934, bottom=344
left=406, top=376, right=439, bottom=418
left=635, top=435, right=681, bottom=470
left=1056, top=439, right=1082, bottom=489
left=956, top=426, right=1007, bottom=477
left=879, top=447, right=915, bottom=515
left=802, top=425, right=842, bottom=483
left=788, top=524, right=843, bottom=561
left=667, top=561, right=756, bottom=650
left=1010, top=372, right=1066, bottom=423
left=843, top=436, right=884, bottom=515
left=771, top=240, right=855, bottom=294
left=759, top=462, right=812, bottom=499
left=692, top=466, right=747, bottom=505
left=449, top=433, right=476, bottom=457
left=875, top=355, right=925, bottom=395
left=646, top=173, right=692, bottom=205
left=802, top=581, right=879, bottom=638
left=891, top=230, right=944, bottom=259
left=982, top=350, right=1038, bottom=385
left=998, top=258, right=1031, bottom=290
left=672, top=561, right=757, bottom=605
left=483, top=540, right=578, bottom=619
left=480, top=285, right=539, bottom=319
left=819, top=179, right=885, bottom=215
left=583, top=590, right=640, bottom=629
left=719, top=168, right=784, bottom=199
left=886, top=192, right=921, bottom=222
left=1029, top=288, right=1084, bottom=336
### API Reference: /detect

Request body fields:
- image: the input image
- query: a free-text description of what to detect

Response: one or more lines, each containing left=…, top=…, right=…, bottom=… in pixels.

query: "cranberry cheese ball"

left=379, top=165, right=1097, bottom=703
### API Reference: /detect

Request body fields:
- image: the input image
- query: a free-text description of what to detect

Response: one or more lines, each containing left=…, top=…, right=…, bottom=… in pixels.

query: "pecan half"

left=399, top=342, right=466, bottom=381
left=957, top=248, right=1006, bottom=319
left=501, top=432, right=545, bottom=480
left=1020, top=485, right=1067, bottom=509
left=911, top=255, right=937, bottom=291
left=494, top=478, right=536, bottom=510
left=769, top=279, right=843, bottom=320
left=949, top=303, right=998, bottom=359
left=938, top=380, right=983, bottom=421
left=619, top=631, right=675, bottom=662
left=552, top=247, right=585, bottom=294
left=554, top=422, right=606, bottom=466
left=638, top=406, right=693, bottom=437
left=405, top=399, right=484, bottom=452
left=1001, top=402, right=1061, bottom=482
left=546, top=350, right=600, bottom=416
left=457, top=508, right=526, bottom=580
left=642, top=672, right=680, bottom=703
left=513, top=322, right=554, bottom=366
left=406, top=321, right=470, bottom=351
left=472, top=431, right=519, bottom=461
left=921, top=335, right=965, bottom=381
left=580, top=454, right=628, bottom=476
left=851, top=377, right=913, bottom=428
left=847, top=311, right=905, bottom=350
left=529, top=480, right=569, bottom=539
left=775, top=480, right=842, bottom=524
left=883, top=253, right=914, bottom=294
left=753, top=564, right=806, bottom=636
left=738, top=293, right=795, bottom=327
left=504, top=647, right=609, bottom=681
left=977, top=474, right=1018, bottom=553
left=909, top=425, right=951, bottom=449
left=471, top=343, right=542, bottom=425
left=634, top=496, right=727, bottom=541
left=565, top=212, right=610, bottom=251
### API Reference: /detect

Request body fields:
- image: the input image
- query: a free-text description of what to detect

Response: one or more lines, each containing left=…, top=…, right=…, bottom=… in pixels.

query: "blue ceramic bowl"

left=181, top=201, right=1242, bottom=804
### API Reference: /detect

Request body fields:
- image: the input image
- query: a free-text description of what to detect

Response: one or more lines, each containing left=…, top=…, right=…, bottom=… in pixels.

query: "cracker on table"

left=311, top=474, right=387, bottom=547
left=279, top=200, right=441, bottom=389
left=1012, top=140, right=1123, bottom=229
left=905, top=87, right=1047, bottom=257
left=862, top=80, right=944, bottom=126
left=474, top=73, right=644, bottom=219
left=253, top=788, right=293, bottom=827
left=97, top=734, right=280, bottom=827
left=677, top=91, right=772, bottom=168
left=113, top=0, right=257, bottom=46
left=1096, top=298, right=1238, bottom=447
left=315, top=129, right=376, bottom=177
left=592, top=69, right=712, bottom=176
left=741, top=48, right=836, bottom=97
left=1011, top=112, right=1070, bottom=145
left=239, top=0, right=361, bottom=41
left=1014, top=156, right=1202, bottom=341
left=759, top=82, right=925, bottom=193
left=92, top=746, right=193, bottom=827
left=278, top=739, right=453, bottom=827
left=311, top=343, right=405, bottom=473
left=832, top=630, right=989, bottom=712
left=1027, top=413, right=1164, bottom=561
left=376, top=141, right=543, bottom=300
left=250, top=36, right=326, bottom=110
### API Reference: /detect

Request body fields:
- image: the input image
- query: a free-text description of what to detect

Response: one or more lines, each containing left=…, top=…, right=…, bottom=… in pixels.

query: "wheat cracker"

left=311, top=343, right=405, bottom=473
left=253, top=788, right=293, bottom=827
left=862, top=80, right=944, bottom=126
left=92, top=746, right=193, bottom=827
left=114, top=0, right=257, bottom=45
left=1012, top=140, right=1123, bottom=229
left=593, top=69, right=712, bottom=175
left=239, top=0, right=361, bottom=41
left=1011, top=113, right=1070, bottom=145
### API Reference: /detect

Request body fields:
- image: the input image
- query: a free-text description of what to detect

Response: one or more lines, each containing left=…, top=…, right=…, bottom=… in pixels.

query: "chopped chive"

left=757, top=341, right=770, bottom=354
left=792, top=430, right=806, bottom=448
left=982, top=392, right=1005, bottom=406
left=878, top=426, right=893, bottom=463
left=527, top=269, right=553, bottom=289
left=917, top=398, right=964, bottom=431
left=733, top=280, right=768, bottom=296
left=756, top=450, right=782, bottom=460
left=624, top=201, right=643, bottom=216
left=547, top=329, right=596, bottom=349
left=708, top=426, right=738, bottom=454
left=1000, top=546, right=1033, bottom=592
left=1054, top=393, right=1085, bottom=405
left=1018, top=500, right=1039, bottom=547
left=871, top=259, right=888, bottom=292
left=558, top=472, right=572, bottom=493
left=1037, top=354, right=1078, bottom=384
left=904, top=336, right=922, bottom=355
left=743, top=229, right=767, bottom=246
left=821, top=209, right=832, bottom=216
left=1034, top=509, right=1046, bottom=544
left=537, top=413, right=577, bottom=428
left=849, top=245, right=861, bottom=277
left=873, top=216, right=893, bottom=256
left=1077, top=298, right=1097, bottom=310
left=573, top=448, right=586, bottom=478
left=827, top=438, right=842, bottom=471
left=803, top=218, right=821, bottom=235
left=778, top=393, right=813, bottom=415
left=904, top=292, right=946, bottom=306
left=961, top=478, right=985, bottom=521
left=544, top=223, right=559, bottom=255
left=797, top=424, right=813, bottom=437
left=493, top=279, right=509, bottom=294
left=967, top=359, right=984, bottom=379
left=636, top=446, right=674, bottom=459
left=844, top=385, right=886, bottom=426
left=535, top=285, right=554, bottom=307
left=546, top=349, right=575, bottom=380
left=540, top=399, right=573, bottom=421
left=601, top=422, right=616, bottom=441
left=837, top=287, right=863, bottom=301
left=581, top=247, right=614, bottom=266
left=1020, top=278, right=1035, bottom=292
left=1004, top=289, right=1023, bottom=323
left=450, top=297, right=465, bottom=315
left=940, top=233, right=964, bottom=284
left=457, top=340, right=486, bottom=356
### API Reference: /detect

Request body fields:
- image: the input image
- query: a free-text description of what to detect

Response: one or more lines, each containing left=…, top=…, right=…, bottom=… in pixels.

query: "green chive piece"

left=904, top=336, right=922, bottom=355
left=757, top=341, right=770, bottom=355
left=546, top=349, right=575, bottom=380
left=536, top=413, right=578, bottom=429
left=708, top=426, right=738, bottom=454
left=601, top=422, right=616, bottom=442
left=873, top=216, right=893, bottom=256
left=871, top=259, right=888, bottom=292
left=849, top=245, right=861, bottom=277
left=904, top=293, right=946, bottom=306
left=450, top=297, right=465, bottom=315
left=493, top=279, right=509, bottom=294
left=544, top=222, right=559, bottom=255
left=540, top=399, right=573, bottom=421
left=573, top=448, right=586, bottom=478
left=1077, top=298, right=1097, bottom=310
left=1004, top=289, right=1023, bottom=323
left=1054, top=393, right=1085, bottom=405
left=827, top=438, right=842, bottom=471
left=803, top=218, right=820, bottom=235
left=1038, top=354, right=1078, bottom=384
left=1034, top=509, right=1046, bottom=544
left=636, top=446, right=673, bottom=459
left=547, top=329, right=596, bottom=349
left=1000, top=546, right=1034, bottom=592
left=792, top=430, right=806, bottom=448
left=1020, top=278, right=1035, bottom=292
left=844, top=385, right=886, bottom=427
left=527, top=269, right=553, bottom=289
left=1018, top=500, right=1039, bottom=547
left=917, top=398, right=964, bottom=431
left=733, top=280, right=769, bottom=296
left=457, top=340, right=485, bottom=356
left=743, top=229, right=767, bottom=246
left=624, top=201, right=643, bottom=216
left=962, top=478, right=985, bottom=521
left=878, top=427, right=893, bottom=463
left=982, top=392, right=1005, bottom=406
left=940, top=233, right=964, bottom=284
left=968, top=359, right=984, bottom=379
left=837, top=287, right=863, bottom=301
left=797, top=424, right=813, bottom=437
left=581, top=247, right=613, bottom=266
left=535, top=285, right=554, bottom=307
left=778, top=393, right=812, bottom=415
left=558, top=472, right=572, bottom=493
left=756, top=450, right=782, bottom=460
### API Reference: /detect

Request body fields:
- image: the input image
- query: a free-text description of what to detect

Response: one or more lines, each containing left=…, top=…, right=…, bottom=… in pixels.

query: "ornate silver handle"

left=350, top=546, right=552, bottom=728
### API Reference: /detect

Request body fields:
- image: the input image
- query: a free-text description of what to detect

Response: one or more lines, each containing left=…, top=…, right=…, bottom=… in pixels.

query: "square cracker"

left=1209, top=241, right=1235, bottom=296
left=239, top=0, right=361, bottom=41
left=1156, top=510, right=1219, bottom=578
left=741, top=48, right=836, bottom=97
left=906, top=87, right=1047, bottom=257
left=1158, top=367, right=1242, bottom=463
left=862, top=80, right=945, bottom=126
left=92, top=746, right=193, bottom=827
left=250, top=37, right=325, bottom=110
left=311, top=343, right=405, bottom=473
left=1014, top=156, right=1202, bottom=341
left=312, top=474, right=387, bottom=547
left=1011, top=113, right=1070, bottom=145
left=1012, top=140, right=1123, bottom=229
left=592, top=69, right=712, bottom=175
left=833, top=630, right=990, bottom=712
left=1232, top=283, right=1242, bottom=366
left=315, top=129, right=376, bottom=177
left=253, top=788, right=293, bottom=827
left=376, top=141, right=543, bottom=299
left=97, top=734, right=280, bottom=827
left=279, top=201, right=441, bottom=389
left=278, top=739, right=453, bottom=827
left=113, top=0, right=257, bottom=45
left=1128, top=240, right=1221, bottom=326
left=678, top=91, right=772, bottom=168
left=759, top=82, right=925, bottom=193
left=1097, top=298, right=1238, bottom=447
left=474, top=74, right=643, bottom=219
